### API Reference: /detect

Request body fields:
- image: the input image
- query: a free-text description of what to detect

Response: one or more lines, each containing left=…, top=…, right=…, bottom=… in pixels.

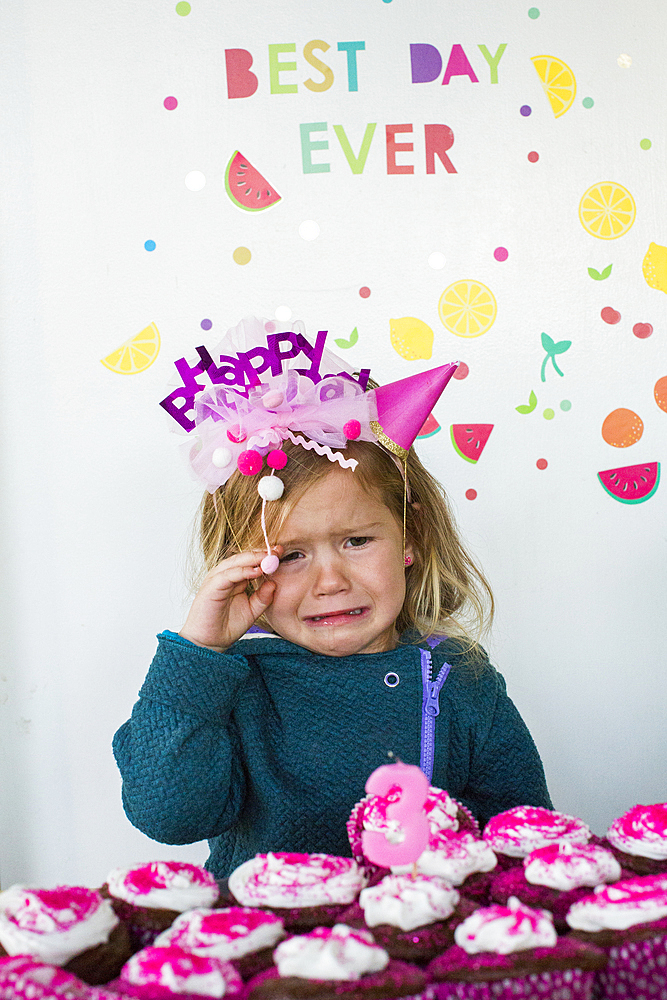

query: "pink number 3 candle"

left=361, top=761, right=430, bottom=867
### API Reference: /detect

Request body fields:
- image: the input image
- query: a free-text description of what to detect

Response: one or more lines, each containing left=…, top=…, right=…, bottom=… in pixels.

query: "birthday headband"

left=160, top=316, right=458, bottom=571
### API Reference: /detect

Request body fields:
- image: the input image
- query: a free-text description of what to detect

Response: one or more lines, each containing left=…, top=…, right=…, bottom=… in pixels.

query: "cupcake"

left=245, top=923, right=427, bottom=1000
left=105, top=945, right=244, bottom=999
left=347, top=787, right=480, bottom=881
left=0, top=885, right=132, bottom=986
left=103, top=862, right=220, bottom=949
left=566, top=873, right=667, bottom=998
left=483, top=806, right=592, bottom=870
left=490, top=841, right=623, bottom=931
left=227, top=854, right=366, bottom=933
left=339, top=874, right=475, bottom=962
left=153, top=907, right=285, bottom=980
left=604, top=802, right=667, bottom=876
left=0, top=955, right=98, bottom=1000
left=428, top=897, right=606, bottom=999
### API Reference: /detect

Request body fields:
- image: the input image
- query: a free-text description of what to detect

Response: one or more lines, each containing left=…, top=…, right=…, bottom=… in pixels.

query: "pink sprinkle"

left=237, top=450, right=263, bottom=475
left=344, top=419, right=361, bottom=439
left=359, top=286, right=371, bottom=298
left=494, top=247, right=509, bottom=262
left=163, top=96, right=178, bottom=110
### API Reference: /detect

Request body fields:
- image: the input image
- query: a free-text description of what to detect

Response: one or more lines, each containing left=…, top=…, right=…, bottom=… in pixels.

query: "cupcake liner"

left=591, top=933, right=667, bottom=1000
left=429, top=967, right=597, bottom=1000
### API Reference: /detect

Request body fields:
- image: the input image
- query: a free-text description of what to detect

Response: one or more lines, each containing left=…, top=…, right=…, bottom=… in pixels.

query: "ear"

left=404, top=539, right=415, bottom=566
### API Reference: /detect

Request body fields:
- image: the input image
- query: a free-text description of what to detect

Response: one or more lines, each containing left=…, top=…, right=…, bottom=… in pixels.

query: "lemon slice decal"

left=390, top=317, right=434, bottom=360
left=579, top=182, right=636, bottom=240
left=642, top=242, right=667, bottom=293
left=531, top=55, right=577, bottom=118
left=101, top=322, right=161, bottom=374
left=438, top=281, right=497, bottom=338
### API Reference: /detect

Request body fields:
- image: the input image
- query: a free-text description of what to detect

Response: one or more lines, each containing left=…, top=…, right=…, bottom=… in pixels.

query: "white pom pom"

left=261, top=554, right=280, bottom=574
left=211, top=447, right=232, bottom=468
left=258, top=476, right=285, bottom=501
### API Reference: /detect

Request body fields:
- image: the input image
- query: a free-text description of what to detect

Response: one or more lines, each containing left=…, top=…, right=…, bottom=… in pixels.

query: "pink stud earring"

left=404, top=555, right=413, bottom=566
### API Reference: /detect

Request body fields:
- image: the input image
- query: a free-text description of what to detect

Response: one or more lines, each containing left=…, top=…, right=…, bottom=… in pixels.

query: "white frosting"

left=524, top=842, right=621, bottom=891
left=483, top=807, right=591, bottom=858
left=607, top=804, right=667, bottom=860
left=454, top=897, right=557, bottom=955
left=122, top=946, right=242, bottom=998
left=392, top=833, right=496, bottom=883
left=106, top=861, right=219, bottom=912
left=359, top=875, right=459, bottom=931
left=0, top=885, right=118, bottom=966
left=273, top=924, right=389, bottom=981
left=566, top=875, right=667, bottom=932
left=154, top=907, right=284, bottom=959
left=228, top=854, right=366, bottom=908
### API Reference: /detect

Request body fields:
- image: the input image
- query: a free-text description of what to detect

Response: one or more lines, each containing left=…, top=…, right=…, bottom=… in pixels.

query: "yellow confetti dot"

left=233, top=246, right=252, bottom=265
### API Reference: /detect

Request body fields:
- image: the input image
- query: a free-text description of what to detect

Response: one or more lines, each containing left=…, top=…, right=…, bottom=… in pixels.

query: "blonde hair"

left=194, top=438, right=494, bottom=647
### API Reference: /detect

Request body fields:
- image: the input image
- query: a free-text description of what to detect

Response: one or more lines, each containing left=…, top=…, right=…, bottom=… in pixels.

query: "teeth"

left=311, top=609, right=363, bottom=621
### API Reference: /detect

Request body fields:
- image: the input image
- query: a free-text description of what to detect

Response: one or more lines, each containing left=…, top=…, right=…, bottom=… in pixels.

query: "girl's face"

left=263, top=468, right=412, bottom=657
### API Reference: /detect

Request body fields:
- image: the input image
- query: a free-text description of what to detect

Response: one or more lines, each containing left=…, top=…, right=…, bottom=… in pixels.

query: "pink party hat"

left=372, top=362, right=459, bottom=456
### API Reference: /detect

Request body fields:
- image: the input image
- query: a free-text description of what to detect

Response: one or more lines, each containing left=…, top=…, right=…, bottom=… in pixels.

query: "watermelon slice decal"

left=417, top=413, right=441, bottom=438
left=450, top=424, right=494, bottom=463
left=597, top=461, right=660, bottom=504
left=225, top=151, right=281, bottom=212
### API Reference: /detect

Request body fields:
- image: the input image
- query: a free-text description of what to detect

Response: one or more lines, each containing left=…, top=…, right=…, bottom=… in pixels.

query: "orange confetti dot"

left=601, top=408, right=643, bottom=447
left=655, top=376, right=667, bottom=413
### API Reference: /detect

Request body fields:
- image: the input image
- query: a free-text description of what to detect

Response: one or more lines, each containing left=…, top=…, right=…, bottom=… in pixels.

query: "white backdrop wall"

left=1, top=0, right=666, bottom=888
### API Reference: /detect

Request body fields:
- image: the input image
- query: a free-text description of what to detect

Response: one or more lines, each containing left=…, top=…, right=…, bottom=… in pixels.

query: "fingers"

left=248, top=579, right=276, bottom=619
left=203, top=548, right=282, bottom=593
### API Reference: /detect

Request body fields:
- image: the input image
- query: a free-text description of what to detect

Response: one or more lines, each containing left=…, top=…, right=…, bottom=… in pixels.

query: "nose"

left=311, top=551, right=351, bottom=596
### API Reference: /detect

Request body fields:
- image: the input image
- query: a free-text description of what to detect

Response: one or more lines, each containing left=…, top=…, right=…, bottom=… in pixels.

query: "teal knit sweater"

left=113, top=631, right=552, bottom=877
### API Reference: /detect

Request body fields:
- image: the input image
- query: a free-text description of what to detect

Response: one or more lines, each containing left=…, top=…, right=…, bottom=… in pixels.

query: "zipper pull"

left=423, top=681, right=441, bottom=718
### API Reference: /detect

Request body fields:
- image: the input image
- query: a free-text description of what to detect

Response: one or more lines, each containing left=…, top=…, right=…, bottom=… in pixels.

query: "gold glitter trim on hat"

left=370, top=420, right=408, bottom=460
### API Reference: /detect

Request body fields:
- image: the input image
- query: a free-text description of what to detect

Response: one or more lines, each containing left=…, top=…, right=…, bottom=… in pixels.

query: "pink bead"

left=237, top=450, right=263, bottom=475
left=262, top=390, right=284, bottom=409
left=344, top=419, right=361, bottom=440
left=267, top=449, right=288, bottom=470
left=227, top=424, right=247, bottom=444
left=260, top=554, right=280, bottom=574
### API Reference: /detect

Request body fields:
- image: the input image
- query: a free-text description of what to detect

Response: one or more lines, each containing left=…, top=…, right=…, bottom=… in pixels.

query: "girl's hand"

left=179, top=548, right=281, bottom=652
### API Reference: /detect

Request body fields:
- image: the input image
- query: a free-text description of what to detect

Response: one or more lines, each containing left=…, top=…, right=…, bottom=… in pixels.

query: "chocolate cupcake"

left=0, top=885, right=132, bottom=987
left=567, top=873, right=667, bottom=998
left=105, top=945, right=244, bottom=999
left=103, top=862, right=221, bottom=950
left=428, top=897, right=606, bottom=1000
left=483, top=806, right=592, bottom=871
left=227, top=854, right=366, bottom=933
left=0, top=955, right=97, bottom=1000
left=490, top=841, right=623, bottom=932
left=153, top=907, right=285, bottom=980
left=340, top=874, right=476, bottom=962
left=245, top=924, right=427, bottom=1000
left=604, top=802, right=667, bottom=876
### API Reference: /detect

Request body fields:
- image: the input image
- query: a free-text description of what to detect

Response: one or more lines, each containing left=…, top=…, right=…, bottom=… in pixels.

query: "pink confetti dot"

left=494, top=247, right=509, bottom=262
left=536, top=458, right=548, bottom=470
left=453, top=362, right=469, bottom=380
left=633, top=322, right=653, bottom=339
left=527, top=151, right=539, bottom=163
left=264, top=321, right=277, bottom=333
left=359, top=286, right=371, bottom=298
left=601, top=307, right=621, bottom=325
left=465, top=489, right=477, bottom=501
left=163, top=96, right=178, bottom=110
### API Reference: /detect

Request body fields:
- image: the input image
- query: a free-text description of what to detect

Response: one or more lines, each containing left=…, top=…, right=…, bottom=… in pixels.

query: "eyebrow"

left=278, top=521, right=385, bottom=548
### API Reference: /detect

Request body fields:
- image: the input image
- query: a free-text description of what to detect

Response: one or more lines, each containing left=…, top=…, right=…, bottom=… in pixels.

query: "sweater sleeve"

left=112, top=632, right=251, bottom=845
left=458, top=665, right=553, bottom=828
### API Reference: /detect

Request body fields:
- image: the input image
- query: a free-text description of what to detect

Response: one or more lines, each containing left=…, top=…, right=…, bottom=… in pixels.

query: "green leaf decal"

left=334, top=327, right=359, bottom=349
left=600, top=264, right=613, bottom=279
left=553, top=340, right=572, bottom=354
left=516, top=390, right=538, bottom=414
left=541, top=332, right=555, bottom=351
left=588, top=264, right=612, bottom=280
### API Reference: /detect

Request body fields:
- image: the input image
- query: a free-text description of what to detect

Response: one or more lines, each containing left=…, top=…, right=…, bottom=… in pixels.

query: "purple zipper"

left=419, top=648, right=451, bottom=782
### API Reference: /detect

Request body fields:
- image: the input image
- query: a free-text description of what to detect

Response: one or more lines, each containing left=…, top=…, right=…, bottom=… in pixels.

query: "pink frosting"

left=2, top=887, right=102, bottom=933
left=483, top=807, right=591, bottom=858
left=607, top=803, right=667, bottom=860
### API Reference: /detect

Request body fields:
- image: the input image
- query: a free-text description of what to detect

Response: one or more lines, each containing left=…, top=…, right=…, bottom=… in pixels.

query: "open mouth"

left=305, top=607, right=368, bottom=625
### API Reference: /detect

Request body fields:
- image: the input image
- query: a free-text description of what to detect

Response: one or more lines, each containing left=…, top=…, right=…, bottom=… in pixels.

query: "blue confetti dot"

left=520, top=105, right=532, bottom=117
left=144, top=240, right=156, bottom=251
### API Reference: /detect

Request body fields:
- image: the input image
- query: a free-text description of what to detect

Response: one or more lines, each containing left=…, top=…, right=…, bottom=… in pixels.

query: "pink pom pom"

left=237, top=450, right=263, bottom=475
left=227, top=424, right=247, bottom=444
left=267, top=449, right=288, bottom=470
left=344, top=419, right=361, bottom=440
left=261, top=554, right=280, bottom=574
